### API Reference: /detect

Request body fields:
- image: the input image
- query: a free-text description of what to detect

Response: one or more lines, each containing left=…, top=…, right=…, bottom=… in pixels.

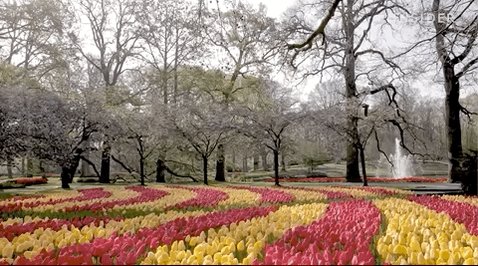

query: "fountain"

left=391, top=138, right=414, bottom=178
left=375, top=138, right=420, bottom=178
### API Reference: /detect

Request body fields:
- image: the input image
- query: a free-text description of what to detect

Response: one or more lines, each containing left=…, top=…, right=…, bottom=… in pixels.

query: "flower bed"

left=259, top=200, right=381, bottom=265
left=1, top=184, right=477, bottom=265
left=265, top=176, right=447, bottom=183
left=13, top=177, right=48, bottom=186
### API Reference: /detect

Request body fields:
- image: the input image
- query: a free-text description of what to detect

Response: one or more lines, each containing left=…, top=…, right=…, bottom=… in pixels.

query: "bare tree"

left=69, top=0, right=142, bottom=184
left=284, top=0, right=410, bottom=182
left=0, top=0, right=71, bottom=79
left=432, top=0, right=478, bottom=183
left=235, top=81, right=301, bottom=186
left=139, top=0, right=203, bottom=106
left=163, top=100, right=232, bottom=185
left=203, top=1, right=282, bottom=182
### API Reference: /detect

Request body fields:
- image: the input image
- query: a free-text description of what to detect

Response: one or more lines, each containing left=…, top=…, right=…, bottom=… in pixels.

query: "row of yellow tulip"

left=374, top=198, right=478, bottom=265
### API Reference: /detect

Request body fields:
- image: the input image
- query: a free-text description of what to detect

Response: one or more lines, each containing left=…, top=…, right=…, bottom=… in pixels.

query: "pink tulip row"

left=258, top=200, right=381, bottom=265
left=233, top=186, right=295, bottom=203
left=62, top=186, right=169, bottom=212
left=15, top=206, right=277, bottom=265
left=409, top=195, right=478, bottom=235
left=0, top=188, right=112, bottom=213
left=285, top=186, right=352, bottom=200
left=166, top=186, right=229, bottom=210
left=0, top=216, right=120, bottom=241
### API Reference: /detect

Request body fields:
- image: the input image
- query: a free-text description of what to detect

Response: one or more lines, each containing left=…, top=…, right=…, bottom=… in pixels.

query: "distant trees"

left=164, top=100, right=233, bottom=185
left=235, top=80, right=302, bottom=186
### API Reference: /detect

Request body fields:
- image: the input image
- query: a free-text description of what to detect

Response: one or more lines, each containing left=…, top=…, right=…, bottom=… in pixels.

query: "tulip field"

left=1, top=184, right=478, bottom=265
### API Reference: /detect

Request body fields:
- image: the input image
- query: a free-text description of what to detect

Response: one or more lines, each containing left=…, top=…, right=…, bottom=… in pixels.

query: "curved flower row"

left=62, top=186, right=169, bottom=212
left=442, top=195, right=478, bottom=207
left=409, top=195, right=478, bottom=235
left=0, top=216, right=118, bottom=241
left=0, top=188, right=112, bottom=213
left=0, top=208, right=214, bottom=263
left=167, top=186, right=229, bottom=210
left=215, top=187, right=261, bottom=208
left=260, top=200, right=381, bottom=265
left=276, top=187, right=327, bottom=202
left=374, top=198, right=478, bottom=265
left=0, top=187, right=263, bottom=262
left=108, top=186, right=196, bottom=213
left=141, top=203, right=327, bottom=265
left=12, top=206, right=276, bottom=265
left=230, top=186, right=295, bottom=204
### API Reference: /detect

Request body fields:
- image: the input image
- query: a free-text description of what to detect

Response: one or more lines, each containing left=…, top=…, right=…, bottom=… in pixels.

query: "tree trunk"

left=253, top=154, right=259, bottom=171
left=68, top=153, right=81, bottom=184
left=100, top=143, right=111, bottom=184
left=26, top=156, right=33, bottom=177
left=273, top=150, right=280, bottom=186
left=215, top=144, right=226, bottom=181
left=21, top=157, right=25, bottom=176
left=203, top=155, right=208, bottom=185
left=261, top=151, right=269, bottom=171
left=80, top=140, right=91, bottom=177
left=232, top=150, right=236, bottom=172
left=242, top=155, right=248, bottom=172
left=443, top=63, right=464, bottom=183
left=433, top=0, right=465, bottom=183
left=39, top=160, right=46, bottom=178
left=460, top=152, right=477, bottom=195
left=163, top=30, right=169, bottom=105
left=173, top=27, right=179, bottom=104
left=7, top=159, right=13, bottom=179
left=61, top=166, right=70, bottom=189
left=281, top=153, right=286, bottom=172
left=343, top=0, right=361, bottom=182
left=140, top=156, right=145, bottom=186
left=359, top=146, right=368, bottom=186
left=156, top=159, right=166, bottom=183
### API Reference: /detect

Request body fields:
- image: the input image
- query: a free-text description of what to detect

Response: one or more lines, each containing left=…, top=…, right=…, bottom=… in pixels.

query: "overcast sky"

left=248, top=0, right=295, bottom=18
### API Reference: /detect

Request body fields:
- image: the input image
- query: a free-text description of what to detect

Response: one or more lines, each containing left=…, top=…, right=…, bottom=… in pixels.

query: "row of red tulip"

left=258, top=200, right=381, bottom=265
left=0, top=188, right=112, bottom=213
left=167, top=187, right=229, bottom=210
left=62, top=186, right=168, bottom=212
left=14, top=206, right=277, bottom=265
